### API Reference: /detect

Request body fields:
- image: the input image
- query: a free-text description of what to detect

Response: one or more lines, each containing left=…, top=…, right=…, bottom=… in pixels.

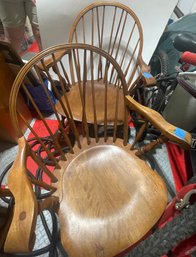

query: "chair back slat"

left=104, top=65, right=108, bottom=141
left=68, top=49, right=76, bottom=85
left=90, top=51, right=98, bottom=142
left=82, top=16, right=86, bottom=44
left=33, top=66, right=70, bottom=153
left=124, top=38, right=140, bottom=77
left=91, top=9, right=94, bottom=46
left=118, top=22, right=136, bottom=70
left=73, top=48, right=82, bottom=85
left=82, top=49, right=91, bottom=144
left=51, top=52, right=78, bottom=118
left=113, top=12, right=128, bottom=66
left=100, top=6, right=105, bottom=49
left=109, top=9, right=124, bottom=57
left=113, top=84, right=120, bottom=142
left=96, top=7, right=101, bottom=48
left=59, top=60, right=71, bottom=86
left=22, top=79, right=67, bottom=157
left=123, top=107, right=129, bottom=145
left=41, top=59, right=81, bottom=148
left=107, top=6, right=117, bottom=54
left=29, top=149, right=58, bottom=183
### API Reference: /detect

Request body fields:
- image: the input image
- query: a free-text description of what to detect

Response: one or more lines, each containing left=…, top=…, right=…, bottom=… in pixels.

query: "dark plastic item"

left=173, top=32, right=196, bottom=53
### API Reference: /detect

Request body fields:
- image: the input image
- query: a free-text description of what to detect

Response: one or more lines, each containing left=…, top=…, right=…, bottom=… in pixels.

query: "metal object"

left=175, top=189, right=196, bottom=210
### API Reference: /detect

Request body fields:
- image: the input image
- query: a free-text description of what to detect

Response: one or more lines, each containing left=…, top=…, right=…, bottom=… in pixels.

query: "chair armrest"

left=126, top=95, right=192, bottom=150
left=4, top=137, right=38, bottom=253
left=137, top=56, right=156, bottom=86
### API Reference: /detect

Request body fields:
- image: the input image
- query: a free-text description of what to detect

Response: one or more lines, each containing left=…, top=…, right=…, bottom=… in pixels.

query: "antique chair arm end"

left=126, top=95, right=192, bottom=150
left=4, top=137, right=38, bottom=253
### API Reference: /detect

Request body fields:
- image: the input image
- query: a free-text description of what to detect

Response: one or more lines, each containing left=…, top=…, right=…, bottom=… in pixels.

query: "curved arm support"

left=4, top=137, right=38, bottom=253
left=126, top=95, right=192, bottom=150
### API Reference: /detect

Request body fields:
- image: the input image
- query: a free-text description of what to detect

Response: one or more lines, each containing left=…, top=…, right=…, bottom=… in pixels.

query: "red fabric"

left=166, top=142, right=193, bottom=192
left=171, top=235, right=196, bottom=257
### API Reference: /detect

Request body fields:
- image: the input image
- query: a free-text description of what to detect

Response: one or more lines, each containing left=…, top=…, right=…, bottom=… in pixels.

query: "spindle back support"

left=69, top=2, right=152, bottom=91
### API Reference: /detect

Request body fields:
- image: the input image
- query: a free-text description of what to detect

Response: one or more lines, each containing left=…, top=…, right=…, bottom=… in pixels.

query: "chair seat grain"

left=57, top=138, right=168, bottom=257
left=55, top=80, right=125, bottom=124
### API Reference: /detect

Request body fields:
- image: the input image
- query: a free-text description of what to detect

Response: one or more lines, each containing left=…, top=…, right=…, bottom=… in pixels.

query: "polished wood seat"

left=56, top=80, right=124, bottom=124
left=6, top=43, right=192, bottom=257
left=58, top=138, right=167, bottom=257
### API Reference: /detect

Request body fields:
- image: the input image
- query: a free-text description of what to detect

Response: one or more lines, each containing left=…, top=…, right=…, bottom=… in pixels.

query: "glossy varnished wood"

left=4, top=138, right=38, bottom=253
left=55, top=137, right=168, bottom=257
left=126, top=96, right=192, bottom=149
left=8, top=43, right=192, bottom=256
left=9, top=44, right=127, bottom=139
left=55, top=80, right=125, bottom=124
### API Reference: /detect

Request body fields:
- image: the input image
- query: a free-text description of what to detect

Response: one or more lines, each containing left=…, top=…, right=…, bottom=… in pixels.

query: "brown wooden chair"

left=13, top=43, right=128, bottom=133
left=6, top=44, right=192, bottom=257
left=40, top=2, right=155, bottom=124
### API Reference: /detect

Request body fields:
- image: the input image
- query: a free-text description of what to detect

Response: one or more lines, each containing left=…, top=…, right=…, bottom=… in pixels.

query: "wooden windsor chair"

left=5, top=44, right=192, bottom=257
left=41, top=2, right=156, bottom=124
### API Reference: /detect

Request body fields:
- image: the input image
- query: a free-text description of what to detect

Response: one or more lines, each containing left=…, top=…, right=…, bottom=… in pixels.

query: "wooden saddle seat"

left=57, top=137, right=167, bottom=257
left=55, top=80, right=125, bottom=124
left=6, top=43, right=192, bottom=256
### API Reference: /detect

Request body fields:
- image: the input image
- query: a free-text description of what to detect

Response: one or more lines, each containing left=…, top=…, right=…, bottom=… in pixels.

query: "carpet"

left=166, top=142, right=193, bottom=192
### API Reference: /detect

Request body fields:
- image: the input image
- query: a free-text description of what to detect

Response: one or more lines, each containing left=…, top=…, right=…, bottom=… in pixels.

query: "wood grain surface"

left=4, top=137, right=38, bottom=253
left=126, top=95, right=192, bottom=149
left=55, top=80, right=125, bottom=124
left=55, top=137, right=168, bottom=257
